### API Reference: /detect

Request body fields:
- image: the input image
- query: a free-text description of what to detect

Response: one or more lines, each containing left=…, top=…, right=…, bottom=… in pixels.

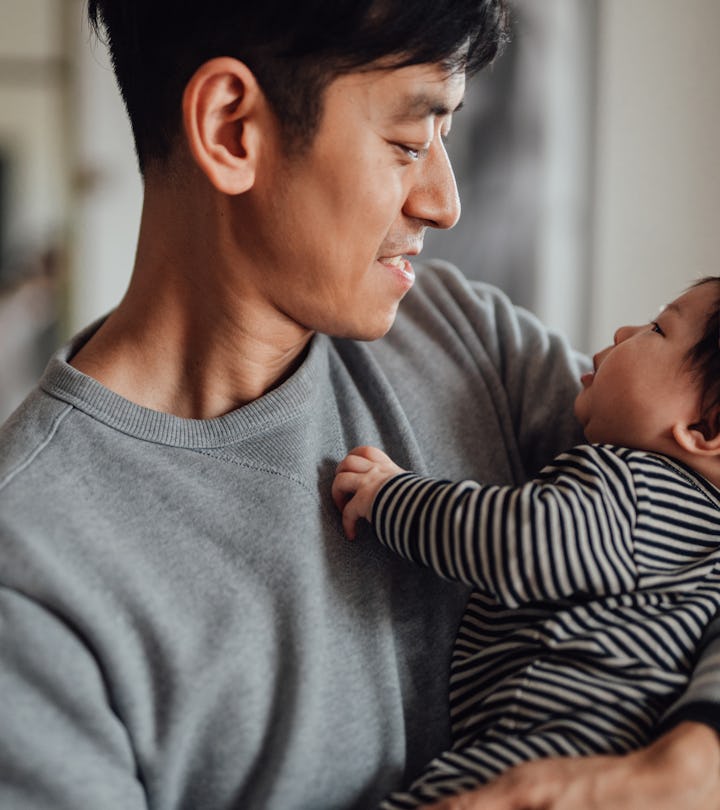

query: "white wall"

left=589, top=0, right=720, bottom=350
left=533, top=0, right=597, bottom=351
left=66, top=0, right=141, bottom=332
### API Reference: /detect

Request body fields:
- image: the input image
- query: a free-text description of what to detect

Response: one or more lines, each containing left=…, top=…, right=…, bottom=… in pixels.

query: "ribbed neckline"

left=653, top=452, right=720, bottom=511
left=40, top=318, right=329, bottom=449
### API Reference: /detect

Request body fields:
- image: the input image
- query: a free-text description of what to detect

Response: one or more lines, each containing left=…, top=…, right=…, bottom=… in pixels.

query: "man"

left=1, top=1, right=718, bottom=808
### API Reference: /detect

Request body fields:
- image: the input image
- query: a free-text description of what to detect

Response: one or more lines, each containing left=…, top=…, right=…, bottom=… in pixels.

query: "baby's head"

left=685, top=277, right=720, bottom=443
left=574, top=277, right=720, bottom=466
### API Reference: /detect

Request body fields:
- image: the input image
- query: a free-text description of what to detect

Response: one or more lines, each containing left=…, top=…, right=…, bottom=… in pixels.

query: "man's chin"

left=323, top=306, right=400, bottom=343
left=351, top=313, right=399, bottom=342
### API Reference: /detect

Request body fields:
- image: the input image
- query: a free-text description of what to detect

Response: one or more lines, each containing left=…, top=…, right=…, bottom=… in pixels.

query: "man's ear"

left=183, top=57, right=264, bottom=195
left=673, top=418, right=720, bottom=456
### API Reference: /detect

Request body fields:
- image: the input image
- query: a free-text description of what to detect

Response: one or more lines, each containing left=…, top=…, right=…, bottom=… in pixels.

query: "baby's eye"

left=651, top=321, right=665, bottom=336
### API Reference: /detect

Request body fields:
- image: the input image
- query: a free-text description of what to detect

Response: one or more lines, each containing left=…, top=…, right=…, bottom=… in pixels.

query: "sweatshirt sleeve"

left=0, top=586, right=148, bottom=809
left=395, top=263, right=589, bottom=480
left=371, top=445, right=639, bottom=608
left=658, top=617, right=720, bottom=735
left=462, top=273, right=590, bottom=476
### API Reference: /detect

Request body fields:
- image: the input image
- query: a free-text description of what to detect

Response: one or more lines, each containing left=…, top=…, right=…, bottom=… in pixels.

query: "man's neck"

left=70, top=179, right=314, bottom=420
left=70, top=302, right=313, bottom=419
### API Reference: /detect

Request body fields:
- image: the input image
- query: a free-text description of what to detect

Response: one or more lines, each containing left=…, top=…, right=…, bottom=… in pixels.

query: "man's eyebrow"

left=389, top=94, right=465, bottom=123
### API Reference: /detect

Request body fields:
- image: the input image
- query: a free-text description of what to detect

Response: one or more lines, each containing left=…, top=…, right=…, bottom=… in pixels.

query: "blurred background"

left=1, top=0, right=719, bottom=422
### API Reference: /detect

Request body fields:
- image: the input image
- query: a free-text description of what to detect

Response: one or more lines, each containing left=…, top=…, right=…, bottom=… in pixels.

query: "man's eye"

left=396, top=144, right=427, bottom=161
left=651, top=321, right=665, bottom=336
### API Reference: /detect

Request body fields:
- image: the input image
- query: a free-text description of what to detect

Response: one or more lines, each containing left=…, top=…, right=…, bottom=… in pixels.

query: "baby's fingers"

left=331, top=470, right=361, bottom=511
left=335, top=453, right=373, bottom=476
left=330, top=475, right=363, bottom=540
left=340, top=495, right=363, bottom=541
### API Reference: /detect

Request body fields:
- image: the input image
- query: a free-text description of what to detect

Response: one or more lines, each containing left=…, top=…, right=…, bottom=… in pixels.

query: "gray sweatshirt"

left=1, top=262, right=713, bottom=809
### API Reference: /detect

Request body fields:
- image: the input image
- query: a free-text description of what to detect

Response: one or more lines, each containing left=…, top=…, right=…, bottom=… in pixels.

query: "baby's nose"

left=613, top=324, right=642, bottom=345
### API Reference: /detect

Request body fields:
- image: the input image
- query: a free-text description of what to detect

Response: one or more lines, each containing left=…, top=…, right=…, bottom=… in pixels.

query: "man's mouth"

left=379, top=255, right=408, bottom=268
left=379, top=254, right=415, bottom=281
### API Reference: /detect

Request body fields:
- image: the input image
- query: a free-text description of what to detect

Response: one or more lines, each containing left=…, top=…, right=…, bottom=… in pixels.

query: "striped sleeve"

left=371, top=445, right=639, bottom=608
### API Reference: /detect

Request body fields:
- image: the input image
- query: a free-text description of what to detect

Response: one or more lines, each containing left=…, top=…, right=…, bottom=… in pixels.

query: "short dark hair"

left=88, top=0, right=510, bottom=173
left=687, top=277, right=720, bottom=439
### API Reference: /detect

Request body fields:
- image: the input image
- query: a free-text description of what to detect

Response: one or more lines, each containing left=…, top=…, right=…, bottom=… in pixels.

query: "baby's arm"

left=332, top=446, right=406, bottom=540
left=334, top=444, right=640, bottom=608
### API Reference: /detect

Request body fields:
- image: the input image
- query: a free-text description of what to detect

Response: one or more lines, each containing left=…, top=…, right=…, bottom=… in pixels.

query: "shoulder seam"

left=0, top=403, right=74, bottom=492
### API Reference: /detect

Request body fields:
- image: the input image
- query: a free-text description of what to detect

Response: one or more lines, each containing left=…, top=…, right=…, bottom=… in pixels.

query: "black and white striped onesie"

left=371, top=444, right=720, bottom=808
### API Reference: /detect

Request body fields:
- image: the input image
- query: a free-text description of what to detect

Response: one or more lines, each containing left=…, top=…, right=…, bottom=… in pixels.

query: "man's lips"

left=377, top=256, right=416, bottom=290
left=377, top=245, right=421, bottom=263
left=378, top=255, right=411, bottom=268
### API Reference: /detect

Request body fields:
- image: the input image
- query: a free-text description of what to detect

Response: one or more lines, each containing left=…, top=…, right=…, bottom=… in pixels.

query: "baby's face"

left=574, top=283, right=713, bottom=451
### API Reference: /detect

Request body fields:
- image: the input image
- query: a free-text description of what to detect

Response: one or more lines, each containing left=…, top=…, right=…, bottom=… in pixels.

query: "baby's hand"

left=331, top=446, right=406, bottom=539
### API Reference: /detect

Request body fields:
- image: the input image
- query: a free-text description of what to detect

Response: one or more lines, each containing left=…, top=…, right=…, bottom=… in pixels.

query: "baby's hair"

left=687, top=276, right=720, bottom=440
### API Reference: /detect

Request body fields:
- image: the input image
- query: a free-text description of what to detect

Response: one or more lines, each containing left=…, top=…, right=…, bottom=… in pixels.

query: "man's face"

left=573, top=283, right=714, bottom=450
left=239, top=61, right=465, bottom=341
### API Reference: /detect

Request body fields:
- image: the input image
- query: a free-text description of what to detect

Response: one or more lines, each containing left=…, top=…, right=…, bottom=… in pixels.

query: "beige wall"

left=0, top=0, right=58, bottom=58
left=0, top=0, right=67, bottom=253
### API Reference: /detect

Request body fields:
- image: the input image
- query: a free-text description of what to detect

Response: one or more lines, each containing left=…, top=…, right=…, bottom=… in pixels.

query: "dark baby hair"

left=687, top=276, right=720, bottom=439
left=88, top=0, right=510, bottom=172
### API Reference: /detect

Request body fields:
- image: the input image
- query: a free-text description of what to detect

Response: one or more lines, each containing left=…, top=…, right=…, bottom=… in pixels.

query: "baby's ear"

left=673, top=415, right=720, bottom=456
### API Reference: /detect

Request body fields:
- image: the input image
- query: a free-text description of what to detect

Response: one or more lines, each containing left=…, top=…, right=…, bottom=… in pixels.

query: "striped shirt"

left=373, top=444, right=720, bottom=808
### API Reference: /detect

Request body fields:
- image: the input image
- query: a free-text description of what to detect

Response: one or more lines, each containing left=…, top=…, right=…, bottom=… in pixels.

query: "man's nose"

left=402, top=139, right=461, bottom=230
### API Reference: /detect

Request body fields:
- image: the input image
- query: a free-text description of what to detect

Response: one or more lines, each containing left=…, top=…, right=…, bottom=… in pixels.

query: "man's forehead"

left=383, top=67, right=466, bottom=122
left=335, top=62, right=465, bottom=123
left=388, top=90, right=465, bottom=123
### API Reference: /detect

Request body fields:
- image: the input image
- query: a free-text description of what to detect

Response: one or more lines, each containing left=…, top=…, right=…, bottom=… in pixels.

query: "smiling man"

left=1, top=2, right=719, bottom=809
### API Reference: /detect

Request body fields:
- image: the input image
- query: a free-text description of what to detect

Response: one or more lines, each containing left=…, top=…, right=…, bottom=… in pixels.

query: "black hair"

left=87, top=0, right=510, bottom=173
left=687, top=277, right=720, bottom=439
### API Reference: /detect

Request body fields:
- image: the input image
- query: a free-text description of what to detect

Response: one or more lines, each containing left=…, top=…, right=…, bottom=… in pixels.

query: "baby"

left=332, top=276, right=720, bottom=808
